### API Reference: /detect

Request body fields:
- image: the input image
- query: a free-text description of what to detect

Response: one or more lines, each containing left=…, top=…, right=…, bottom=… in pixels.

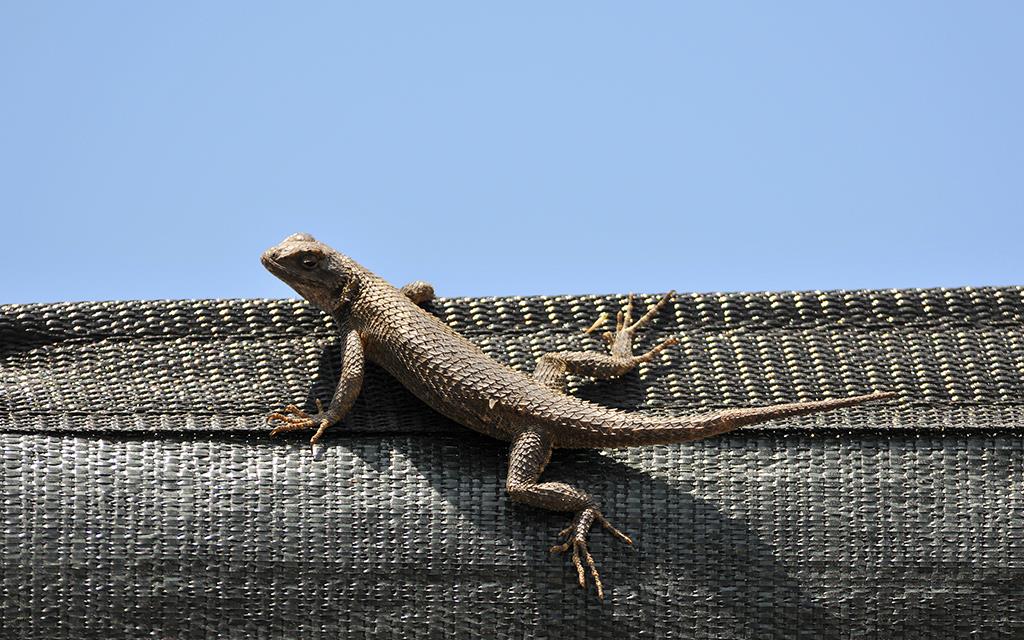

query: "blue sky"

left=1, top=3, right=1021, bottom=304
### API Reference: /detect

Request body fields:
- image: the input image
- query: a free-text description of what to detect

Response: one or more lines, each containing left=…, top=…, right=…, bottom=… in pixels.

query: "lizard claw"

left=267, top=399, right=330, bottom=443
left=596, top=511, right=633, bottom=545
left=550, top=507, right=632, bottom=600
left=606, top=291, right=677, bottom=360
left=582, top=312, right=611, bottom=335
left=636, top=336, right=679, bottom=364
left=621, top=290, right=675, bottom=334
left=550, top=536, right=602, bottom=598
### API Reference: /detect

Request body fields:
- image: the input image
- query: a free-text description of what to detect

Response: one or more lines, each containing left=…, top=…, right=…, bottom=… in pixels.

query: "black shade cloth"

left=2, top=288, right=1022, bottom=638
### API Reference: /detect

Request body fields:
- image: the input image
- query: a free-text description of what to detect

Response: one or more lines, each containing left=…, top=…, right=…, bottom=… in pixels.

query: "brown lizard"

left=262, top=232, right=894, bottom=599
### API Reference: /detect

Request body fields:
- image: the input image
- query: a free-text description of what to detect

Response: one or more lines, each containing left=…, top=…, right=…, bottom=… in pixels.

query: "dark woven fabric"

left=2, top=288, right=1022, bottom=638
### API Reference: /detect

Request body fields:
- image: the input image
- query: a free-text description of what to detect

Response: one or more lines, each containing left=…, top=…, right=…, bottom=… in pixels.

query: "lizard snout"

left=261, top=247, right=283, bottom=270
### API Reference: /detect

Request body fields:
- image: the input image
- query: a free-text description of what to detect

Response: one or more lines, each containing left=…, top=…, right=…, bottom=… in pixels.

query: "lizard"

left=262, top=232, right=894, bottom=600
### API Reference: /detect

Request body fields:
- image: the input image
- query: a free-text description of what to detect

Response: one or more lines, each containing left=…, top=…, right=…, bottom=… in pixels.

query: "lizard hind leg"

left=505, top=429, right=631, bottom=600
left=532, top=291, right=678, bottom=393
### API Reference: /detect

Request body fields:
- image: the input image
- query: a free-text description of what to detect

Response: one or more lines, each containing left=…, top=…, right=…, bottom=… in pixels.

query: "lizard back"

left=351, top=276, right=890, bottom=448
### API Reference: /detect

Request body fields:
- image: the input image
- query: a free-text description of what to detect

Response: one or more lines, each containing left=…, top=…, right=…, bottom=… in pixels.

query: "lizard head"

left=262, top=233, right=357, bottom=313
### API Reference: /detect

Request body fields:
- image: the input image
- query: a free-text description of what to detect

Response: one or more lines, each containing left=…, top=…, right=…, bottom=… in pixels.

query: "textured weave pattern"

left=2, top=288, right=1023, bottom=638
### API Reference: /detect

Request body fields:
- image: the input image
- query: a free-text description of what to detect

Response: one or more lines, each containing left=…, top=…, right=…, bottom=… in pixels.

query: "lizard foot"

left=549, top=507, right=632, bottom=600
left=586, top=291, right=677, bottom=360
left=267, top=399, right=332, bottom=444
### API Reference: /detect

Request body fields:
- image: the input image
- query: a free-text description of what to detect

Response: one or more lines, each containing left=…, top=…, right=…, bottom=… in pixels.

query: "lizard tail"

left=591, top=391, right=895, bottom=448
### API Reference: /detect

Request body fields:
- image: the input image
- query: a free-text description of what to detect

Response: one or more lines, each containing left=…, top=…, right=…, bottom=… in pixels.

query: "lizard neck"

left=325, top=277, right=359, bottom=321
left=323, top=257, right=386, bottom=327
left=335, top=269, right=400, bottom=330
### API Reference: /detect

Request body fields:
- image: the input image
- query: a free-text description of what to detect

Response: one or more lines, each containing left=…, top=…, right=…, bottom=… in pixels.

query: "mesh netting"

left=2, top=288, right=1022, bottom=638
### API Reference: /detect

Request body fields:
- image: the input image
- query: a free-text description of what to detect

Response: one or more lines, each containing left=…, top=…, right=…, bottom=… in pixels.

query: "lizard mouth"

left=261, top=250, right=286, bottom=277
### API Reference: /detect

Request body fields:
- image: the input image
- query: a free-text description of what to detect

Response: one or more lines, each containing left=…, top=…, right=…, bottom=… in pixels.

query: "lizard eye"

left=301, top=255, right=319, bottom=269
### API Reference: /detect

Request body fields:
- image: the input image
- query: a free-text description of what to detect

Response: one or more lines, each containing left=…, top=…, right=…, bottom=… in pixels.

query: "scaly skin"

left=263, top=233, right=894, bottom=600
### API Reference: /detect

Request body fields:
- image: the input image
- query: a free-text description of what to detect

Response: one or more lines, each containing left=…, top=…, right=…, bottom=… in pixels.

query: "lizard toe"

left=550, top=507, right=626, bottom=600
left=267, top=404, right=322, bottom=437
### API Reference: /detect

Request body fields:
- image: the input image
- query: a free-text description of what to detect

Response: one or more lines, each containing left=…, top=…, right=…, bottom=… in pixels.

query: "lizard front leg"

left=399, top=281, right=435, bottom=305
left=533, top=291, right=677, bottom=393
left=506, top=429, right=632, bottom=600
left=268, top=326, right=364, bottom=444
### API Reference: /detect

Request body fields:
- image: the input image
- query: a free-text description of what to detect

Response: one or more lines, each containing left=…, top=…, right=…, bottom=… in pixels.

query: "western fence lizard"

left=262, top=233, right=893, bottom=599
